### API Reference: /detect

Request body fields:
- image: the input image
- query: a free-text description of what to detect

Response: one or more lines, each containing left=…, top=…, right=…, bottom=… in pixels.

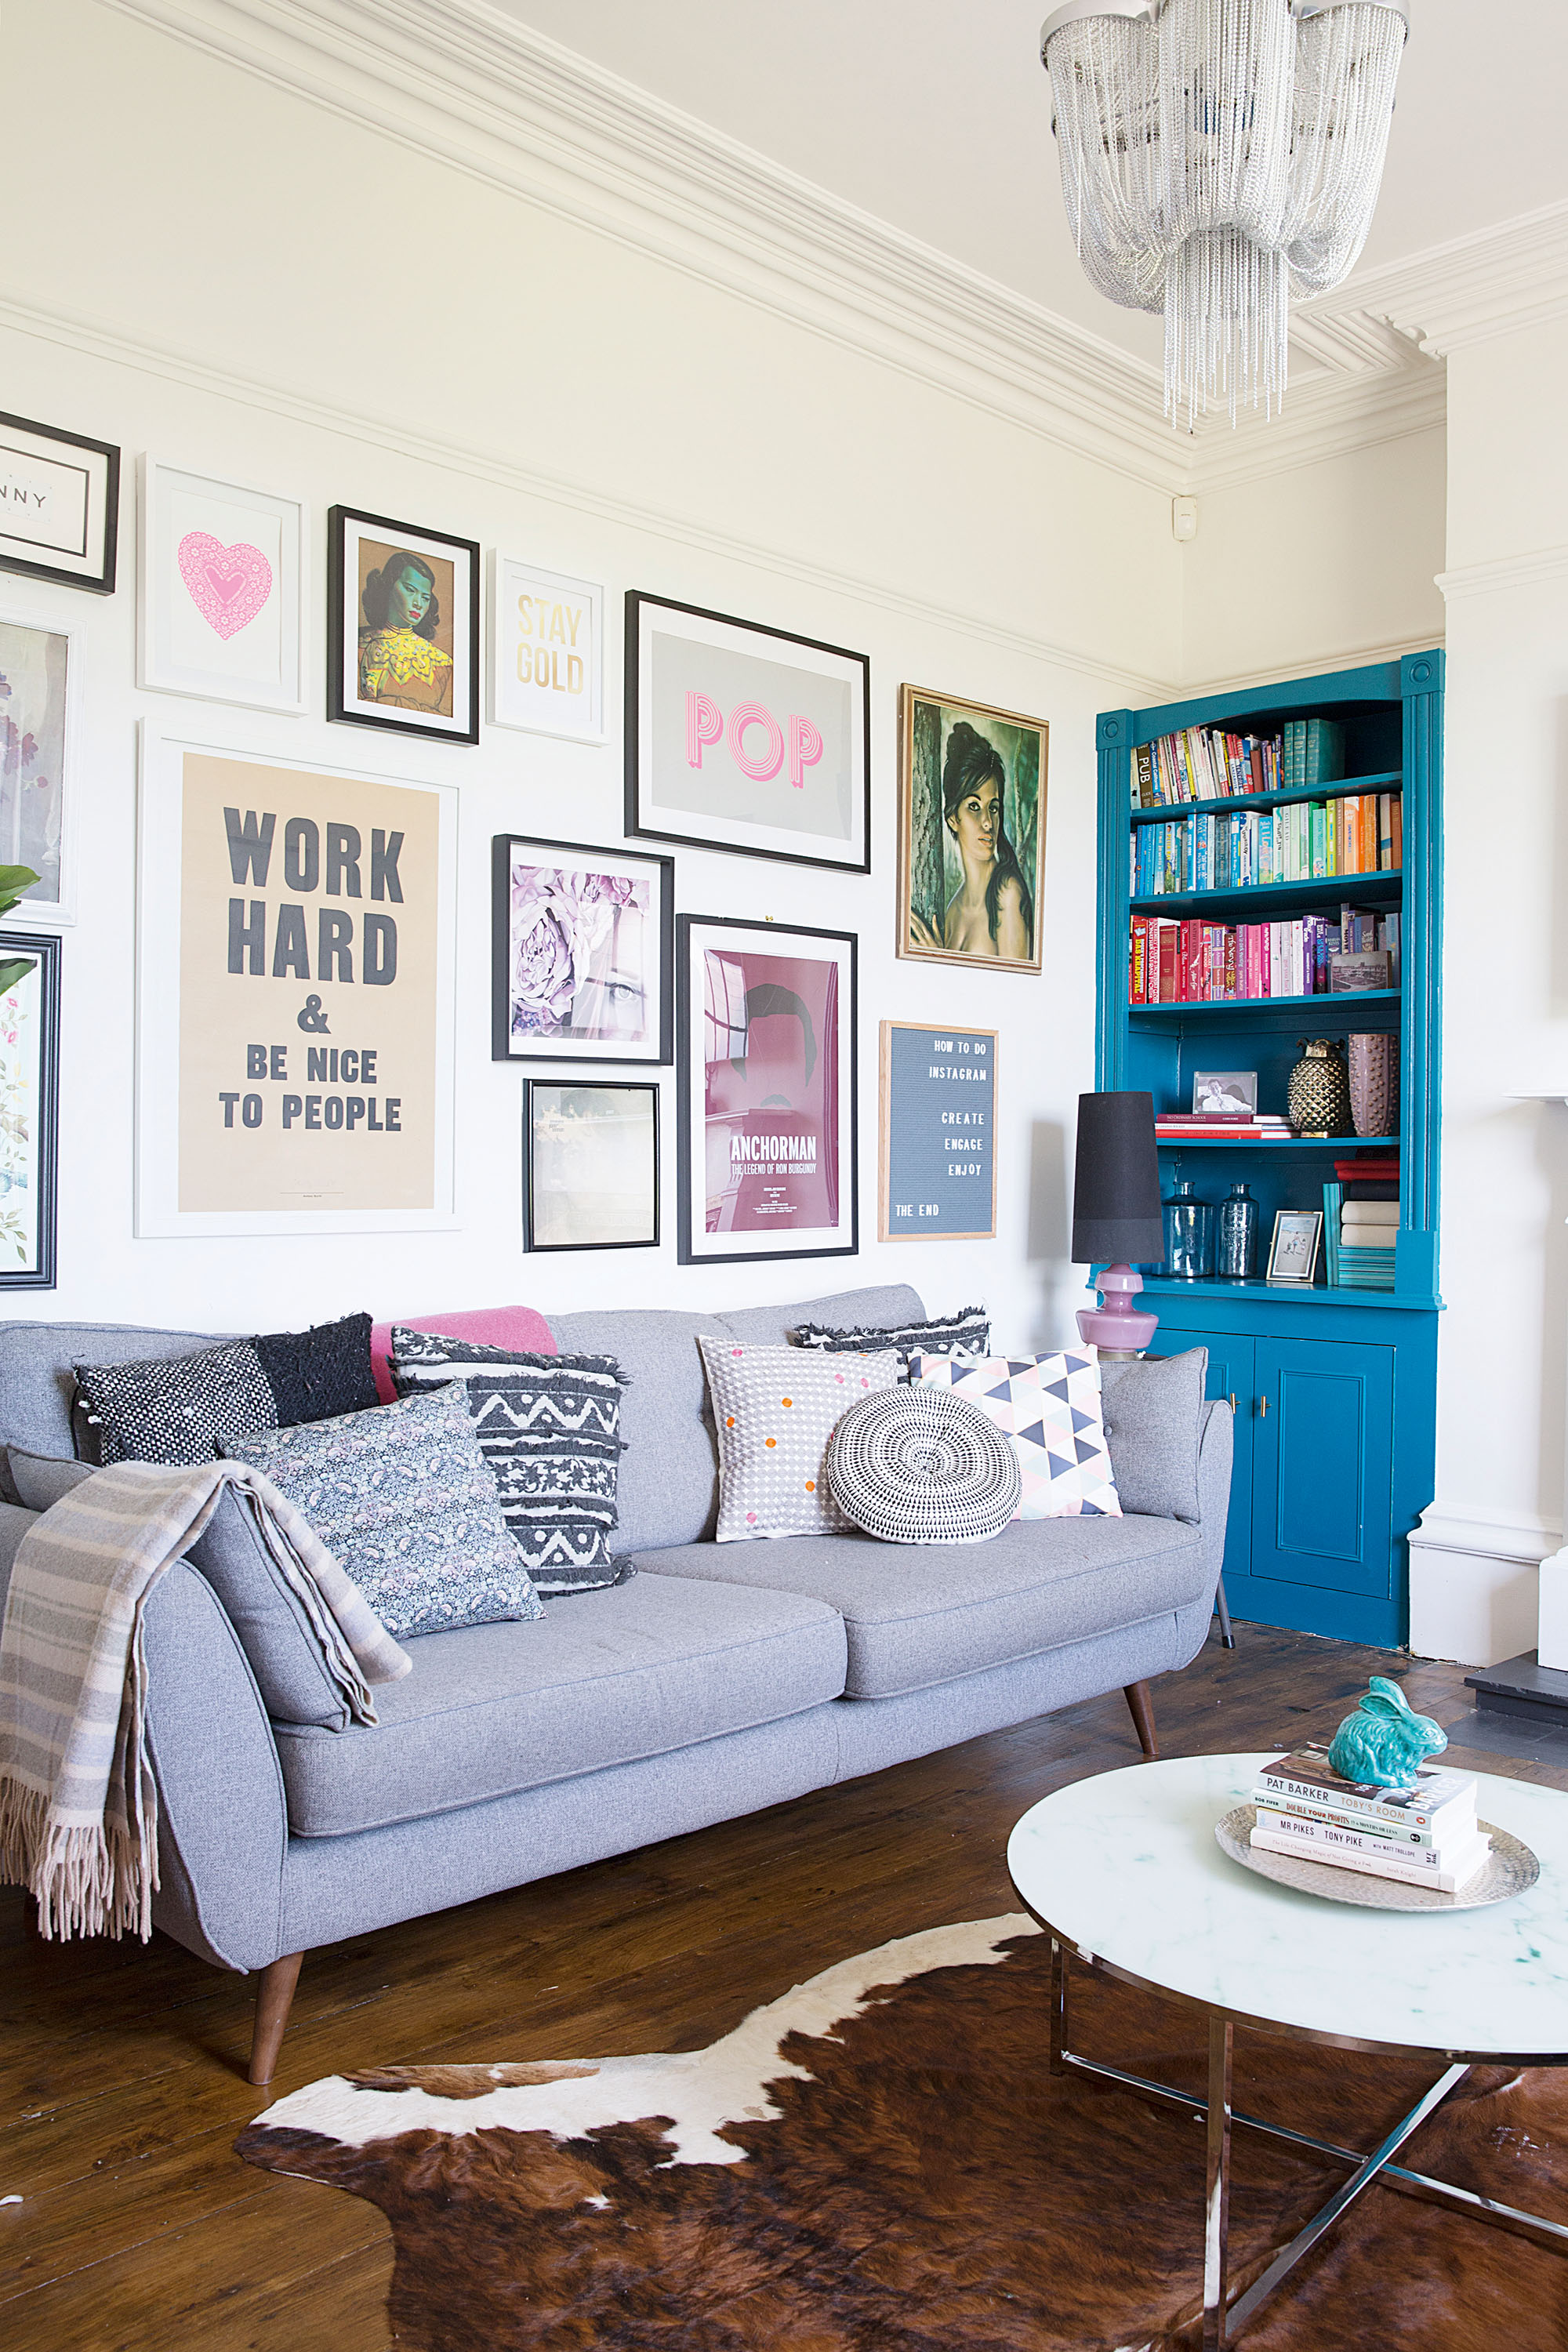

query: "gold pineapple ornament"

left=1287, top=1038, right=1352, bottom=1138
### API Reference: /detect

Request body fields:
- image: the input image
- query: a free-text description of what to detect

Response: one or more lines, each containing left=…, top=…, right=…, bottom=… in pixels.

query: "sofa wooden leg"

left=249, top=1952, right=303, bottom=2087
left=1123, top=1680, right=1159, bottom=1761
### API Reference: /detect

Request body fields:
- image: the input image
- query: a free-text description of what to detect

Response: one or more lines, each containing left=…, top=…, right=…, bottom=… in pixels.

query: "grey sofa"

left=0, top=1283, right=1232, bottom=2083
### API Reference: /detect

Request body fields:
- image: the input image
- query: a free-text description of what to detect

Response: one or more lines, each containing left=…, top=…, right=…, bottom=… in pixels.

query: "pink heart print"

left=176, top=532, right=274, bottom=641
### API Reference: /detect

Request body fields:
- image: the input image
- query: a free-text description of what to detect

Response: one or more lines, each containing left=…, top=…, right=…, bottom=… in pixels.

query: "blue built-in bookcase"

left=1095, top=652, right=1443, bottom=1647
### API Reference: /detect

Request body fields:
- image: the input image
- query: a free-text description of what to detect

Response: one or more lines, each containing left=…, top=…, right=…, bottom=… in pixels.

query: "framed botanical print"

left=897, top=686, right=1047, bottom=973
left=626, top=592, right=869, bottom=873
left=139, top=459, right=305, bottom=713
left=492, top=837, right=673, bottom=1065
left=328, top=506, right=480, bottom=744
left=0, top=611, right=78, bottom=927
left=0, top=411, right=119, bottom=595
left=492, top=555, right=604, bottom=742
left=524, top=1080, right=659, bottom=1251
left=0, top=928, right=60, bottom=1288
left=677, top=913, right=857, bottom=1267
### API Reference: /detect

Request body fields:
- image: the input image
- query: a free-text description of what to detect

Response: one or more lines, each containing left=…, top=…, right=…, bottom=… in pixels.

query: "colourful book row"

left=1130, top=793, right=1401, bottom=896
left=1131, top=911, right=1399, bottom=1004
left=1131, top=727, right=1281, bottom=808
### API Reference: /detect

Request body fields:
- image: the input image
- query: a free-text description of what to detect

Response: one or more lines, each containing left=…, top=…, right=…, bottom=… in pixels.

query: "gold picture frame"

left=897, top=685, right=1047, bottom=974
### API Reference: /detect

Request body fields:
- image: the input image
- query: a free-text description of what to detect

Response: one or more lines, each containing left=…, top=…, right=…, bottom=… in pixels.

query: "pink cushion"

left=371, top=1306, right=556, bottom=1403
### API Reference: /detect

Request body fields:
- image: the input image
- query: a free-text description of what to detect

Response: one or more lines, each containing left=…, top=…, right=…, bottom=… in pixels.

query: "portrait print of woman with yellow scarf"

left=358, top=548, right=454, bottom=717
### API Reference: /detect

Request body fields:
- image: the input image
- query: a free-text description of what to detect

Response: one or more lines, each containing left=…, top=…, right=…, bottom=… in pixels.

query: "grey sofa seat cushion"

left=274, top=1570, right=848, bottom=1838
left=0, top=1323, right=230, bottom=1495
left=1100, top=1348, right=1208, bottom=1523
left=545, top=1290, right=927, bottom=1555
left=630, top=1515, right=1207, bottom=1700
left=8, top=1448, right=94, bottom=1512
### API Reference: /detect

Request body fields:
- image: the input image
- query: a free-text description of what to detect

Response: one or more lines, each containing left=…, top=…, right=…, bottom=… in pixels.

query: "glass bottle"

left=1162, top=1178, right=1214, bottom=1279
left=1216, top=1181, right=1258, bottom=1279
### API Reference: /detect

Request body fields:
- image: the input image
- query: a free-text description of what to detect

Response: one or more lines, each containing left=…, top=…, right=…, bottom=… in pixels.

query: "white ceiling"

left=496, top=0, right=1568, bottom=368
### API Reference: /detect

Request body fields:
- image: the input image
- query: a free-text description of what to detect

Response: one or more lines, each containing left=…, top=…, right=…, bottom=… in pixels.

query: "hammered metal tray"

left=1216, top=1803, right=1541, bottom=1911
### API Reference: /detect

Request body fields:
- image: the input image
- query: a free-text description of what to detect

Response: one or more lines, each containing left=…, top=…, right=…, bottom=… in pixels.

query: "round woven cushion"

left=826, top=1387, right=1022, bottom=1545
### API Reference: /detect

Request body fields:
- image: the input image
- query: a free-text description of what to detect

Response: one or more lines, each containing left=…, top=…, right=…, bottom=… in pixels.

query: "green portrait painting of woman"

left=357, top=543, right=456, bottom=718
left=898, top=689, right=1047, bottom=974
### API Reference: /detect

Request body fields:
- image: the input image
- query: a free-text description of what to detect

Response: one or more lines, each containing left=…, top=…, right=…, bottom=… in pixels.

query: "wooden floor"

left=2, top=1625, right=1559, bottom=2350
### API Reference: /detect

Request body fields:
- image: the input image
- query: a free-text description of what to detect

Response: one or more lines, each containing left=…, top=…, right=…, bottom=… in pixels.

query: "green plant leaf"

left=0, top=958, right=37, bottom=996
left=0, top=866, right=41, bottom=921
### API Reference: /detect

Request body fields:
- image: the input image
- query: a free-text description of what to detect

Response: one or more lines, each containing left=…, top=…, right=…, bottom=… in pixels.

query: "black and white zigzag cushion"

left=826, top=1387, right=1021, bottom=1546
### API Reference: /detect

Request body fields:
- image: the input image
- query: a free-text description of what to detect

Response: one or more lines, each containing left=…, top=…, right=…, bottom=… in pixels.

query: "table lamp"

left=1071, top=1090, right=1164, bottom=1357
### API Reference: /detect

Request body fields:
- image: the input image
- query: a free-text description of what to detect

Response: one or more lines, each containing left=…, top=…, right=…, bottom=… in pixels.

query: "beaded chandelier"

left=1040, top=0, right=1408, bottom=426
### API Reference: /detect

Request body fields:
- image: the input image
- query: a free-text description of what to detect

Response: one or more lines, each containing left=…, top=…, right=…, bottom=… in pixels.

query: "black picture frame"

left=625, top=590, right=871, bottom=873
left=0, top=929, right=60, bottom=1290
left=676, top=912, right=858, bottom=1268
left=524, top=1079, right=660, bottom=1253
left=491, top=834, right=674, bottom=1065
left=328, top=504, right=481, bottom=744
left=0, top=410, right=119, bottom=596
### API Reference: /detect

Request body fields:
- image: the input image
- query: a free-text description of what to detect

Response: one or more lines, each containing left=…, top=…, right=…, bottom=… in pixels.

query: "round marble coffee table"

left=1007, top=1751, right=1568, bottom=2349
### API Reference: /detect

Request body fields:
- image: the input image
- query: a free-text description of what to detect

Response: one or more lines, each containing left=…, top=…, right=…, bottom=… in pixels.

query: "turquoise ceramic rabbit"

left=1326, top=1675, right=1448, bottom=1791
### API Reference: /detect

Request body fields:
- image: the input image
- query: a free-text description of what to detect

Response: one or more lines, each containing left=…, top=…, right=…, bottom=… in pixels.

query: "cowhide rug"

left=237, top=1916, right=1568, bottom=2350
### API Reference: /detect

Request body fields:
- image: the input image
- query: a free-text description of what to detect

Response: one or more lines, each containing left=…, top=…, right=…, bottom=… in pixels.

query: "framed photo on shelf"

left=898, top=686, right=1047, bottom=973
left=0, top=928, right=60, bottom=1288
left=626, top=591, right=869, bottom=873
left=492, top=555, right=604, bottom=742
left=677, top=913, right=857, bottom=1267
left=139, top=459, right=304, bottom=713
left=1266, top=1208, right=1323, bottom=1286
left=878, top=1020, right=996, bottom=1242
left=0, top=411, right=119, bottom=595
left=0, top=610, right=78, bottom=927
left=136, top=727, right=459, bottom=1238
left=524, top=1079, right=659, bottom=1252
left=491, top=836, right=673, bottom=1065
left=1192, top=1069, right=1258, bottom=1115
left=328, top=506, right=480, bottom=744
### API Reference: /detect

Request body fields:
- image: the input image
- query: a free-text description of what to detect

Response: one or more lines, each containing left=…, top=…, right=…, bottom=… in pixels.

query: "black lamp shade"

left=1071, top=1091, right=1163, bottom=1265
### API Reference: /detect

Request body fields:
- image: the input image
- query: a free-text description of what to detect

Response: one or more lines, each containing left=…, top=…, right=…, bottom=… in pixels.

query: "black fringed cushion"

left=826, top=1387, right=1021, bottom=1545
left=253, top=1313, right=379, bottom=1427
left=391, top=1330, right=628, bottom=1594
left=74, top=1312, right=380, bottom=1465
left=790, top=1306, right=989, bottom=1380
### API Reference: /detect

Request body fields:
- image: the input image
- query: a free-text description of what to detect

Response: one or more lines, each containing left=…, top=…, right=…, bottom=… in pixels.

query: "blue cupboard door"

left=1250, top=1337, right=1395, bottom=1598
left=1144, top=1327, right=1253, bottom=1593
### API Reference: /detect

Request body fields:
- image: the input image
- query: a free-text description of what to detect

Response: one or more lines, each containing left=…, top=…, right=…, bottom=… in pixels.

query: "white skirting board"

left=1407, top=1504, right=1559, bottom=1668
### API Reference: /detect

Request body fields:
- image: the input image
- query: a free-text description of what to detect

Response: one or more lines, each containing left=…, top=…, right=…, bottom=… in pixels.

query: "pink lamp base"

left=1076, top=1263, right=1160, bottom=1359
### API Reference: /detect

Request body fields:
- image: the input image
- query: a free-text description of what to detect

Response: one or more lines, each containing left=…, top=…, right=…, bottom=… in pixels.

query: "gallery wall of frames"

left=0, top=343, right=1119, bottom=1342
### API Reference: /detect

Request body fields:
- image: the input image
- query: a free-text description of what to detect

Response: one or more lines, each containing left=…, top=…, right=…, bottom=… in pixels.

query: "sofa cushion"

left=546, top=1307, right=720, bottom=1553
left=370, top=1305, right=557, bottom=1404
left=7, top=1448, right=94, bottom=1512
left=1099, top=1348, right=1208, bottom=1523
left=718, top=1284, right=926, bottom=1350
left=630, top=1514, right=1208, bottom=1700
left=699, top=1336, right=902, bottom=1542
left=0, top=1323, right=233, bottom=1490
left=252, top=1312, right=379, bottom=1428
left=274, top=1571, right=848, bottom=1837
left=915, top=1349, right=1122, bottom=1520
left=793, top=1303, right=989, bottom=1377
left=75, top=1338, right=278, bottom=1466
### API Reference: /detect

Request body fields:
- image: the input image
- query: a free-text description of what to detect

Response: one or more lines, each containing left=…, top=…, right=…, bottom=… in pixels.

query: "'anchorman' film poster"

left=136, top=736, right=457, bottom=1234
left=676, top=914, right=857, bottom=1266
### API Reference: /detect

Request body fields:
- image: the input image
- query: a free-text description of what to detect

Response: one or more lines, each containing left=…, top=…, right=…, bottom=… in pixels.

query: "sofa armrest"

left=143, top=1559, right=289, bottom=1973
left=1195, top=1398, right=1234, bottom=1604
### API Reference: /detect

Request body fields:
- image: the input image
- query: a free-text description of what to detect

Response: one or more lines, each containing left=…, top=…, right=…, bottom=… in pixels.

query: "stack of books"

left=1250, top=1749, right=1491, bottom=1894
left=1323, top=1181, right=1399, bottom=1290
left=1129, top=795, right=1400, bottom=895
left=1131, top=728, right=1283, bottom=806
left=1155, top=1111, right=1293, bottom=1142
left=1129, top=907, right=1400, bottom=1007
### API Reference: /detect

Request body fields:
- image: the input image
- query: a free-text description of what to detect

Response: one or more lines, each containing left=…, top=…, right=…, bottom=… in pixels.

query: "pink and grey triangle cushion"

left=912, top=1350, right=1123, bottom=1519
left=826, top=1386, right=1022, bottom=1545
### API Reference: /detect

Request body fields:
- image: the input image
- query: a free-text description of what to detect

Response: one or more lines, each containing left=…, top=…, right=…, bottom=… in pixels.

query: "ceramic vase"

left=1287, top=1038, right=1352, bottom=1138
left=1349, top=1031, right=1400, bottom=1140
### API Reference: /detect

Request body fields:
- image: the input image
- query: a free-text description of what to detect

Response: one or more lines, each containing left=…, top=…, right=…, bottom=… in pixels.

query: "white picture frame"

left=0, top=605, right=79, bottom=927
left=1266, top=1207, right=1323, bottom=1286
left=491, top=554, right=604, bottom=742
left=136, top=724, right=459, bottom=1237
left=138, top=458, right=305, bottom=714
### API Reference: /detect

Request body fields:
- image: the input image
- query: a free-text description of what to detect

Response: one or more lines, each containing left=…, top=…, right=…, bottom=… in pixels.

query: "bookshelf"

left=1094, top=652, right=1443, bottom=1646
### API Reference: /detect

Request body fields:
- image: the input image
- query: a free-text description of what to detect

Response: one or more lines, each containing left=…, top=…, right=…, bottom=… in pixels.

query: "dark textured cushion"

left=792, top=1305, right=989, bottom=1378
left=1098, top=1348, right=1208, bottom=1523
left=219, top=1385, right=545, bottom=1640
left=74, top=1339, right=277, bottom=1467
left=391, top=1331, right=626, bottom=1594
left=253, top=1312, right=379, bottom=1428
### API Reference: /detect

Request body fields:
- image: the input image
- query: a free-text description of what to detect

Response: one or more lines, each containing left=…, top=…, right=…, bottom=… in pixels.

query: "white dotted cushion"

left=913, top=1350, right=1123, bottom=1519
left=698, top=1337, right=901, bottom=1542
left=826, top=1387, right=1022, bottom=1544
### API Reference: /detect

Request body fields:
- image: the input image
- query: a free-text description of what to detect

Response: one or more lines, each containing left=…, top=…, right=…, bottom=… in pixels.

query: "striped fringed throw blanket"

left=0, top=1460, right=411, bottom=1942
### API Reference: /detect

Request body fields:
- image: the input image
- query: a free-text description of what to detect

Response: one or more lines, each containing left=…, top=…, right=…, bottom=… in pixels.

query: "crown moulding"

left=93, top=0, right=1565, bottom=488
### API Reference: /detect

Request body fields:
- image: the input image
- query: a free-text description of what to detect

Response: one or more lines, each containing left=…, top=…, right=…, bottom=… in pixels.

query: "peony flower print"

left=509, top=860, right=650, bottom=1042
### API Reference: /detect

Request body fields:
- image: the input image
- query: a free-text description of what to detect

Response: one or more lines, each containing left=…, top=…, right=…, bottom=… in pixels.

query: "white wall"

left=2, top=0, right=1188, bottom=1345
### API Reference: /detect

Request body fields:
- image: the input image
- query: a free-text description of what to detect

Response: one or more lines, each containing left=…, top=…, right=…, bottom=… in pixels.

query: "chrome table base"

left=1047, top=1939, right=1568, bottom=2348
